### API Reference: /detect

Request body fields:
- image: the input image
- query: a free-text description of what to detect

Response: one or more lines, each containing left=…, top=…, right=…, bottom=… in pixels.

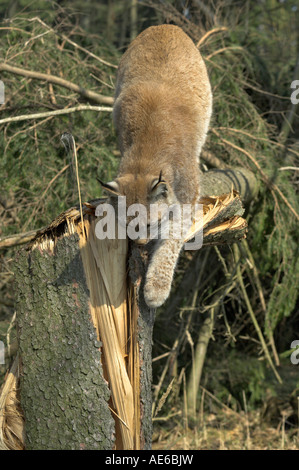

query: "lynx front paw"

left=144, top=275, right=172, bottom=309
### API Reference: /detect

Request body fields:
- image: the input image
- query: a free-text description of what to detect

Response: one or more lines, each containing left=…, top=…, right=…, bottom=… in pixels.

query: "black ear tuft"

left=158, top=170, right=166, bottom=184
left=97, top=178, right=120, bottom=196
left=96, top=177, right=106, bottom=187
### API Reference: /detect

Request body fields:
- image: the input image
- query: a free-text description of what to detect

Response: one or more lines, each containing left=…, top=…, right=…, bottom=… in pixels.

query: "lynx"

left=100, top=25, right=212, bottom=308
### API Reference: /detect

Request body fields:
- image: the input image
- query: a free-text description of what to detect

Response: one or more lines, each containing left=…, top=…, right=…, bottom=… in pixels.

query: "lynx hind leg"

left=144, top=238, right=183, bottom=308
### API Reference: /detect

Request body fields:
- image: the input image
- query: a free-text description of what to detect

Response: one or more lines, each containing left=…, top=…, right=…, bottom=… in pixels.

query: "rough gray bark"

left=14, top=234, right=114, bottom=450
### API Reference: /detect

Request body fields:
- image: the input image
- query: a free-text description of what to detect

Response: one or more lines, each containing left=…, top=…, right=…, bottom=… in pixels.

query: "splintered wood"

left=77, top=218, right=140, bottom=450
left=185, top=191, right=247, bottom=245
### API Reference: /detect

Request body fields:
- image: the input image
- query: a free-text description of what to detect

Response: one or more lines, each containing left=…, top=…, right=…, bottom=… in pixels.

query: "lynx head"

left=98, top=171, right=176, bottom=244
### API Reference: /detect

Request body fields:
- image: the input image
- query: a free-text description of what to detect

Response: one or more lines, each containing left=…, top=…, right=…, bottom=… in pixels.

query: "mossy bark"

left=201, top=167, right=259, bottom=203
left=14, top=234, right=114, bottom=450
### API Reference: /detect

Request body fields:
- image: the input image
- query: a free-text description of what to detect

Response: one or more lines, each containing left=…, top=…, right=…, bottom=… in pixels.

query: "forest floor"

left=152, top=359, right=299, bottom=450
left=152, top=408, right=299, bottom=450
left=1, top=313, right=298, bottom=451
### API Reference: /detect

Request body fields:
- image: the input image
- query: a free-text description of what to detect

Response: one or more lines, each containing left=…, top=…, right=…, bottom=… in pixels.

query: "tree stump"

left=0, top=167, right=256, bottom=450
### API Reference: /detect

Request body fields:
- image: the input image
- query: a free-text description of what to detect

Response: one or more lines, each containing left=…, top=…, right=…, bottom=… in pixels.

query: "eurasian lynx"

left=100, top=25, right=212, bottom=308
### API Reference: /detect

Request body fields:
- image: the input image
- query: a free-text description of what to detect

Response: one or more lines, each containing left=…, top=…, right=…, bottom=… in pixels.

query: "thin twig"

left=279, top=167, right=299, bottom=171
left=0, top=27, right=30, bottom=34
left=199, top=385, right=240, bottom=417
left=241, top=239, right=280, bottom=366
left=61, top=134, right=85, bottom=240
left=212, top=129, right=299, bottom=221
left=196, top=27, right=228, bottom=48
left=215, top=127, right=299, bottom=158
left=154, top=378, right=175, bottom=418
left=26, top=17, right=118, bottom=69
left=23, top=164, right=70, bottom=231
left=152, top=338, right=179, bottom=417
left=233, top=244, right=282, bottom=384
left=206, top=46, right=244, bottom=60
left=238, top=80, right=290, bottom=100
left=0, top=105, right=113, bottom=125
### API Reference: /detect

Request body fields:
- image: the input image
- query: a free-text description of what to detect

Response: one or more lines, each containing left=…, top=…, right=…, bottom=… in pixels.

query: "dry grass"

left=0, top=355, right=24, bottom=450
left=153, top=408, right=299, bottom=450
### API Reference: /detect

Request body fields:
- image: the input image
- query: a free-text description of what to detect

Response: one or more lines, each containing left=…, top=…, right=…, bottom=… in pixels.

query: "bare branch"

left=196, top=27, right=228, bottom=48
left=0, top=105, right=113, bottom=125
left=0, top=62, right=114, bottom=105
left=0, top=228, right=45, bottom=249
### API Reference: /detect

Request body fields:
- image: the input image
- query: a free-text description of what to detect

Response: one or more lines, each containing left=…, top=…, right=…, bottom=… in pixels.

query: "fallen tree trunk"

left=201, top=167, right=259, bottom=202
left=0, top=167, right=257, bottom=450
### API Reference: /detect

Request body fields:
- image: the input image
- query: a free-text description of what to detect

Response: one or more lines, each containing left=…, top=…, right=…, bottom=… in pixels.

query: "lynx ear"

left=97, top=178, right=120, bottom=196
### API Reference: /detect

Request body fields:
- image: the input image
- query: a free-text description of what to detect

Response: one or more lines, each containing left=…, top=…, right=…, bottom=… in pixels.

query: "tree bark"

left=14, top=234, right=115, bottom=450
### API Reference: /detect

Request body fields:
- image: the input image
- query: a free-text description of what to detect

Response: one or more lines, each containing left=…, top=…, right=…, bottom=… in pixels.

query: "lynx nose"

left=135, top=238, right=148, bottom=245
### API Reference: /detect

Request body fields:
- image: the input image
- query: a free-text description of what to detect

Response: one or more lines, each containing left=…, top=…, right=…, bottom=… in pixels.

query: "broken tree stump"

left=0, top=166, right=257, bottom=450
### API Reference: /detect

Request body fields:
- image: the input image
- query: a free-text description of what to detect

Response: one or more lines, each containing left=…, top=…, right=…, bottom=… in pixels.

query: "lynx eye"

left=151, top=182, right=168, bottom=199
left=151, top=171, right=168, bottom=199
